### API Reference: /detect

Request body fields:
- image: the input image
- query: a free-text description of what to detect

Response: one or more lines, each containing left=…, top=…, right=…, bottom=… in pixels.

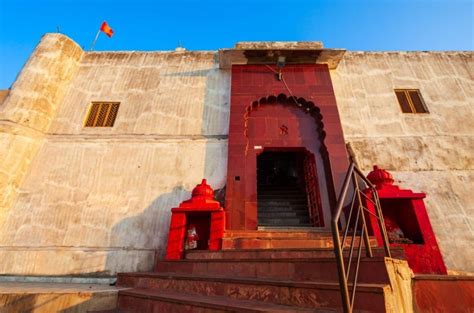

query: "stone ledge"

left=413, top=274, right=474, bottom=281
left=0, top=275, right=116, bottom=285
left=0, top=282, right=120, bottom=313
left=219, top=41, right=346, bottom=69
left=0, top=281, right=124, bottom=294
left=235, top=41, right=324, bottom=50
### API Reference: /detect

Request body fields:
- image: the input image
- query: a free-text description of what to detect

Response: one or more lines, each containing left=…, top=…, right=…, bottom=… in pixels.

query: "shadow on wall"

left=103, top=56, right=229, bottom=273
left=201, top=55, right=229, bottom=228
left=201, top=54, right=230, bottom=202
left=104, top=186, right=190, bottom=275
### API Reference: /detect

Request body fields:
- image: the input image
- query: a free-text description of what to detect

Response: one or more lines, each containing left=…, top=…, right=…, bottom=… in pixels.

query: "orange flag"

left=100, top=21, right=114, bottom=37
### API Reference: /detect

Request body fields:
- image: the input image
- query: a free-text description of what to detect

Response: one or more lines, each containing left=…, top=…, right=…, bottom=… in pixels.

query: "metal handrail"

left=331, top=162, right=392, bottom=313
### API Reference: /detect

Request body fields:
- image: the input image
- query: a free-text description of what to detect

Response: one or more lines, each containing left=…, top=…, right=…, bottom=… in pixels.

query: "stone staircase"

left=102, top=230, right=406, bottom=312
left=257, top=184, right=311, bottom=227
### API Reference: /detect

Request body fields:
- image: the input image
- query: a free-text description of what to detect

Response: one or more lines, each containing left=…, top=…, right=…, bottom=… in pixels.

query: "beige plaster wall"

left=0, top=44, right=230, bottom=275
left=0, top=34, right=83, bottom=233
left=49, top=50, right=229, bottom=136
left=331, top=51, right=473, bottom=272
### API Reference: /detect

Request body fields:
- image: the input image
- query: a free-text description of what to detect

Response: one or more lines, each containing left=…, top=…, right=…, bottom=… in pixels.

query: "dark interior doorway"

left=257, top=150, right=312, bottom=227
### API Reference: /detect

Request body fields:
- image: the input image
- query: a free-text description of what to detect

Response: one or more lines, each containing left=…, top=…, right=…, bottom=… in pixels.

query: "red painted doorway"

left=225, top=64, right=350, bottom=231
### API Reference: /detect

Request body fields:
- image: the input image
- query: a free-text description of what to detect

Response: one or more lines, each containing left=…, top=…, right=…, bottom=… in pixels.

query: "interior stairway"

left=257, top=184, right=311, bottom=227
left=97, top=231, right=406, bottom=313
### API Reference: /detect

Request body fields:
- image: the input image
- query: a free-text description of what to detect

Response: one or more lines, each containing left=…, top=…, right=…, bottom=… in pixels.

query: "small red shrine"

left=365, top=166, right=447, bottom=274
left=165, top=179, right=225, bottom=260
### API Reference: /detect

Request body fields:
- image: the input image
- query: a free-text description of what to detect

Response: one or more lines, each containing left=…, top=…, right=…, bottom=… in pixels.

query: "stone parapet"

left=1, top=33, right=83, bottom=132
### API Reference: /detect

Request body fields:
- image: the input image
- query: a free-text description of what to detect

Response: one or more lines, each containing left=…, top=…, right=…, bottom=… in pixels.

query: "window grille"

left=84, top=102, right=120, bottom=127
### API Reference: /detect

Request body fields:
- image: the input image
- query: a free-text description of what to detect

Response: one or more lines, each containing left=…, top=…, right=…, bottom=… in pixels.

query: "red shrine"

left=165, top=179, right=225, bottom=260
left=364, top=166, right=447, bottom=274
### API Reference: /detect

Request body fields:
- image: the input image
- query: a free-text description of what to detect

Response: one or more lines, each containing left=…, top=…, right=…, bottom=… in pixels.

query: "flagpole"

left=90, top=29, right=101, bottom=51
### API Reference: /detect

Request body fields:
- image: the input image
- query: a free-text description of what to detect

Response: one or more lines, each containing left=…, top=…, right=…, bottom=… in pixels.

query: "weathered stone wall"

left=1, top=35, right=472, bottom=276
left=0, top=34, right=83, bottom=237
left=0, top=44, right=230, bottom=275
left=331, top=51, right=473, bottom=272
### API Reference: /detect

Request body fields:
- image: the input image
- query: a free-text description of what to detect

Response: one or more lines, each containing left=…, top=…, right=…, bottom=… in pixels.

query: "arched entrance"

left=235, top=94, right=335, bottom=229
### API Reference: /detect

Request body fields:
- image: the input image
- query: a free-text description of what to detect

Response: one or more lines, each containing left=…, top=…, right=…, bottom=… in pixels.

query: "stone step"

left=258, top=217, right=311, bottom=225
left=185, top=247, right=405, bottom=260
left=259, top=207, right=309, bottom=213
left=117, top=288, right=330, bottom=312
left=258, top=226, right=325, bottom=231
left=117, top=273, right=387, bottom=312
left=154, top=257, right=391, bottom=284
left=259, top=223, right=313, bottom=228
left=258, top=205, right=308, bottom=212
left=258, top=211, right=309, bottom=218
left=260, top=202, right=306, bottom=207
left=258, top=200, right=308, bottom=206
left=258, top=223, right=312, bottom=228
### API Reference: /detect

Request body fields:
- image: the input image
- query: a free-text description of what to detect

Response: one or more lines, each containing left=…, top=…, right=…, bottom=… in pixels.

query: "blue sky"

left=0, top=0, right=472, bottom=89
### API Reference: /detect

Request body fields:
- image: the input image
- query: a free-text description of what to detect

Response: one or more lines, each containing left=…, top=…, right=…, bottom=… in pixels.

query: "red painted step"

left=185, top=247, right=405, bottom=260
left=223, top=230, right=337, bottom=239
left=154, top=257, right=391, bottom=284
left=117, top=272, right=388, bottom=312
left=118, top=288, right=337, bottom=312
left=113, top=231, right=399, bottom=312
left=222, top=230, right=378, bottom=250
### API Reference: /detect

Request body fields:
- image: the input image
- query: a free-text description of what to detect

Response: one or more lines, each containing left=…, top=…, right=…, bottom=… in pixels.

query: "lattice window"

left=394, top=89, right=428, bottom=113
left=84, top=102, right=120, bottom=127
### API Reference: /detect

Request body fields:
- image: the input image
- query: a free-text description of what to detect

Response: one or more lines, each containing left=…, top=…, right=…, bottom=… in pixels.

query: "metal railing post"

left=373, top=190, right=392, bottom=258
left=331, top=161, right=392, bottom=313
left=332, top=219, right=352, bottom=313
left=352, top=174, right=373, bottom=258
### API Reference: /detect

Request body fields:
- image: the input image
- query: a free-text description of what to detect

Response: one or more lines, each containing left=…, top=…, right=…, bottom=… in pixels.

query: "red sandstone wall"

left=225, top=64, right=349, bottom=230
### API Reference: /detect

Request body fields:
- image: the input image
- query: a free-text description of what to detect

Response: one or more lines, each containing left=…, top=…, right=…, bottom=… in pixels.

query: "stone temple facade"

left=0, top=33, right=472, bottom=283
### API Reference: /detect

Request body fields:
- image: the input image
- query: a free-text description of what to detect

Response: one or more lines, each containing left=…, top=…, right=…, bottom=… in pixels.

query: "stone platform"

left=0, top=282, right=124, bottom=313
